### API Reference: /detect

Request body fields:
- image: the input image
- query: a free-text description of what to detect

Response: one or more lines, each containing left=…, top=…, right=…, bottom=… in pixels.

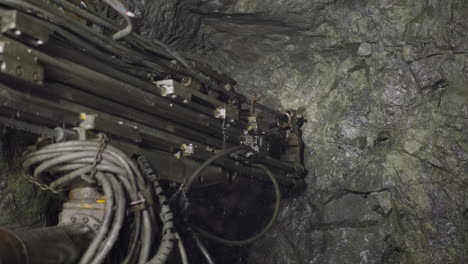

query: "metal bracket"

left=0, top=36, right=44, bottom=84
left=0, top=10, right=49, bottom=45
left=155, top=79, right=192, bottom=102
left=280, top=110, right=305, bottom=175
left=59, top=186, right=106, bottom=231
left=226, top=98, right=240, bottom=121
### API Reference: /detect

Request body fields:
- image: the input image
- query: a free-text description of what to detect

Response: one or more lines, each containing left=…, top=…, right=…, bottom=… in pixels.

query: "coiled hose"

left=22, top=139, right=155, bottom=264
left=22, top=139, right=281, bottom=262
left=190, top=164, right=281, bottom=246
left=172, top=146, right=282, bottom=247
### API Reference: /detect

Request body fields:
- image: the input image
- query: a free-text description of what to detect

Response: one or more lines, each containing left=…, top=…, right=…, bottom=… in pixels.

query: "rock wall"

left=0, top=130, right=51, bottom=229
left=195, top=1, right=468, bottom=263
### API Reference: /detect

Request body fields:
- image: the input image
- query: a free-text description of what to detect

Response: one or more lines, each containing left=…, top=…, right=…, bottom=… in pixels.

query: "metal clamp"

left=155, top=79, right=192, bottom=102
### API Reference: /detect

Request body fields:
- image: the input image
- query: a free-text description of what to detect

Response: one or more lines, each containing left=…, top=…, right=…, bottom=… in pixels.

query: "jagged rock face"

left=0, top=131, right=51, bottom=229
left=195, top=1, right=468, bottom=263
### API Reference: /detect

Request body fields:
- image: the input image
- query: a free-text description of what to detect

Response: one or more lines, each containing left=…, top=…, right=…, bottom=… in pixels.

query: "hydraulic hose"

left=171, top=145, right=249, bottom=203
left=22, top=139, right=155, bottom=264
left=101, top=0, right=134, bottom=40
left=169, top=145, right=280, bottom=247
left=175, top=233, right=189, bottom=264
left=191, top=164, right=281, bottom=246
left=137, top=156, right=176, bottom=264
left=80, top=172, right=114, bottom=264
left=91, top=175, right=126, bottom=264
left=193, top=232, right=215, bottom=264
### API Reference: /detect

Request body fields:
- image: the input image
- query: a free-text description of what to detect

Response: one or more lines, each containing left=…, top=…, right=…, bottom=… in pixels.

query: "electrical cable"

left=191, top=164, right=281, bottom=246
left=91, top=174, right=125, bottom=264
left=22, top=139, right=153, bottom=264
left=175, top=233, right=189, bottom=264
left=192, top=232, right=215, bottom=264
left=170, top=145, right=250, bottom=204
left=101, top=0, right=135, bottom=39
left=22, top=137, right=281, bottom=261
left=80, top=172, right=115, bottom=264
left=137, top=156, right=177, bottom=264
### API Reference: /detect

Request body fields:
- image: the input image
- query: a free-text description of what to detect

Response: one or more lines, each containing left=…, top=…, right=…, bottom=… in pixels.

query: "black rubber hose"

left=171, top=145, right=249, bottom=203
left=192, top=164, right=281, bottom=246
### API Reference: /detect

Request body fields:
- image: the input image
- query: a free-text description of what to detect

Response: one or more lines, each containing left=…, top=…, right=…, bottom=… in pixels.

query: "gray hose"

left=137, top=156, right=176, bottom=264
left=175, top=233, right=189, bottom=264
left=138, top=210, right=152, bottom=264
left=91, top=175, right=126, bottom=264
left=22, top=139, right=154, bottom=263
left=101, top=0, right=134, bottom=39
left=79, top=172, right=115, bottom=264
left=193, top=232, right=215, bottom=264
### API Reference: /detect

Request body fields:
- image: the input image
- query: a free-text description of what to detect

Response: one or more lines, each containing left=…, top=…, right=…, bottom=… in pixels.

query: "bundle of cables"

left=21, top=137, right=184, bottom=264
left=22, top=138, right=281, bottom=264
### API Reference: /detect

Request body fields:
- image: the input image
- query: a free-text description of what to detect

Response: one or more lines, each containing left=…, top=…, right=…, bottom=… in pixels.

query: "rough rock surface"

left=0, top=130, right=51, bottom=229
left=194, top=1, right=468, bottom=263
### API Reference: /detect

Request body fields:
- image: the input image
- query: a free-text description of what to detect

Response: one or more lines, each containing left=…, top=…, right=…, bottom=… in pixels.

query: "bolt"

left=15, top=66, right=23, bottom=76
left=33, top=72, right=40, bottom=82
left=183, top=99, right=189, bottom=104
left=171, top=94, right=177, bottom=99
